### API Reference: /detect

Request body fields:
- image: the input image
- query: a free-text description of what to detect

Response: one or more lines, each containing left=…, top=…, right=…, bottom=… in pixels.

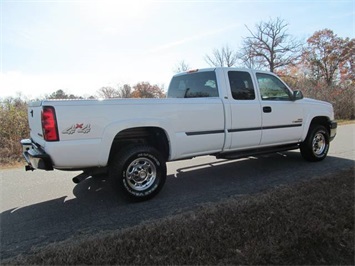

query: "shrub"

left=302, top=84, right=354, bottom=120
left=0, top=97, right=29, bottom=165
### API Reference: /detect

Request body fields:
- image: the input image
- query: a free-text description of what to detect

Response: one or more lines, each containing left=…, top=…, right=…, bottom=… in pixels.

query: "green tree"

left=47, top=89, right=82, bottom=99
left=120, top=84, right=132, bottom=98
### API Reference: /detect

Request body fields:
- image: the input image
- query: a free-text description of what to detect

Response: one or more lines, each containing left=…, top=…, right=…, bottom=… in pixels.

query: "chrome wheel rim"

left=126, top=158, right=156, bottom=191
left=312, top=132, right=326, bottom=156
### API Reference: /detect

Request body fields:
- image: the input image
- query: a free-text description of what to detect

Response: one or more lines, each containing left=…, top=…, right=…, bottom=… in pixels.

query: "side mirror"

left=292, top=90, right=303, bottom=101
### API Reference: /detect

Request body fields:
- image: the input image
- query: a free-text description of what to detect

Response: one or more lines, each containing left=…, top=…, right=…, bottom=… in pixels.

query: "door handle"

left=263, top=106, right=272, bottom=113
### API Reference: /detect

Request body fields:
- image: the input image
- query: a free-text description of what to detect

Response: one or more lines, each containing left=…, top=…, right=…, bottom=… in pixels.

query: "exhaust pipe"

left=72, top=168, right=108, bottom=184
left=25, top=165, right=35, bottom=171
left=72, top=172, right=89, bottom=184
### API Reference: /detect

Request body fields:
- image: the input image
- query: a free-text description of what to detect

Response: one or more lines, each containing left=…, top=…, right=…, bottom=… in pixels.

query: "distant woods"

left=48, top=82, right=165, bottom=100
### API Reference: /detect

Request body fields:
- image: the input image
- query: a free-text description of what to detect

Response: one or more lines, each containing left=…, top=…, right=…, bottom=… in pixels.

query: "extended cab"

left=21, top=68, right=337, bottom=201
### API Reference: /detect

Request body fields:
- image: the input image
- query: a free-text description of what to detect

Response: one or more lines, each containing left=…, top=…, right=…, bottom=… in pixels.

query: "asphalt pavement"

left=1, top=124, right=354, bottom=259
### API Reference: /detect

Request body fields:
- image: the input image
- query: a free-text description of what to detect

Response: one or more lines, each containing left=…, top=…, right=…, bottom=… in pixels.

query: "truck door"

left=226, top=70, right=262, bottom=150
left=256, top=72, right=304, bottom=146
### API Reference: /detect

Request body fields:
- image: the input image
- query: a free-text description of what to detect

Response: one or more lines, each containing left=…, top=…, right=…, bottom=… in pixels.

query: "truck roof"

left=174, top=67, right=271, bottom=77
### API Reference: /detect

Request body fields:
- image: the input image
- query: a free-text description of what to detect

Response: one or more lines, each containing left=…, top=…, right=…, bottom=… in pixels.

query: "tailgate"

left=28, top=101, right=45, bottom=145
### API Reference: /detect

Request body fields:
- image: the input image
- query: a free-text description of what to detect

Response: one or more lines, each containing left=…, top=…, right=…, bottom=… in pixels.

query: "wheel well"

left=109, top=127, right=170, bottom=162
left=310, top=116, right=331, bottom=133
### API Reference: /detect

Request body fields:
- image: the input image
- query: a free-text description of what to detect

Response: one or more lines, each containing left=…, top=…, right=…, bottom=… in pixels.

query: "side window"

left=167, top=71, right=219, bottom=98
left=256, top=73, right=292, bottom=101
left=228, top=71, right=255, bottom=100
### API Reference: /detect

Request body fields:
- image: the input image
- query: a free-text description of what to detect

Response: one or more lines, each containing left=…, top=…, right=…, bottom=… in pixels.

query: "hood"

left=302, top=97, right=332, bottom=107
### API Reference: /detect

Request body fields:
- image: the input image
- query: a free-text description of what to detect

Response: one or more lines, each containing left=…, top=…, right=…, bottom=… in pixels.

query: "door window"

left=256, top=73, right=292, bottom=101
left=228, top=71, right=255, bottom=100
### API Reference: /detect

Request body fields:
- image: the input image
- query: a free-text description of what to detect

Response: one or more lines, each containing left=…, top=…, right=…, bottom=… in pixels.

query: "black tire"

left=109, top=145, right=167, bottom=201
left=300, top=124, right=330, bottom=162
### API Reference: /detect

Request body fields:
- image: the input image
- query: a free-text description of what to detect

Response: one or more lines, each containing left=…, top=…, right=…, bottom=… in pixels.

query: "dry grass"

left=3, top=167, right=354, bottom=265
left=337, top=120, right=355, bottom=125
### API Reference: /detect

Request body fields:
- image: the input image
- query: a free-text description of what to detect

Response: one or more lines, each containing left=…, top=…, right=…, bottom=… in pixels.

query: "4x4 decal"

left=62, top=124, right=91, bottom=134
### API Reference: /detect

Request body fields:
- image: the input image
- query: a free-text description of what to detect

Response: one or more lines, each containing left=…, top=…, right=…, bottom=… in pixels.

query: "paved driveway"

left=1, top=124, right=354, bottom=259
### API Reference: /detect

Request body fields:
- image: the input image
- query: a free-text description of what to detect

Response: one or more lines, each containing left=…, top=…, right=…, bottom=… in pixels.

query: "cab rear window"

left=167, top=71, right=219, bottom=98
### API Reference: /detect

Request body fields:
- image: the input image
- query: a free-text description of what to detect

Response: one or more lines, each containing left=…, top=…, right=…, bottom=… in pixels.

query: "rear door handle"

left=263, top=106, right=272, bottom=113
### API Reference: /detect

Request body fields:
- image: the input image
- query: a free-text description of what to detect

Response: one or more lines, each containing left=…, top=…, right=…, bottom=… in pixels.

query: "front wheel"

left=300, top=125, right=330, bottom=162
left=110, top=145, right=167, bottom=201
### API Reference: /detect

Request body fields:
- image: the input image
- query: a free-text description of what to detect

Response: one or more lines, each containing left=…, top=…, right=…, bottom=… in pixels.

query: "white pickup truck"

left=21, top=67, right=337, bottom=201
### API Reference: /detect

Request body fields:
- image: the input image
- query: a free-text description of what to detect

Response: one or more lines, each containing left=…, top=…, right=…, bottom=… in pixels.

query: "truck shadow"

left=1, top=152, right=354, bottom=260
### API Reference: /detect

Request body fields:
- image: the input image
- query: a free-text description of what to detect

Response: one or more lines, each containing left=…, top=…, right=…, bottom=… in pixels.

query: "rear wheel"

left=300, top=125, right=330, bottom=162
left=110, top=145, right=166, bottom=201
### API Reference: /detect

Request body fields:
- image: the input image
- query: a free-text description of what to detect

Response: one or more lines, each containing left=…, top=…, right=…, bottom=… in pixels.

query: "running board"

left=217, top=144, right=300, bottom=160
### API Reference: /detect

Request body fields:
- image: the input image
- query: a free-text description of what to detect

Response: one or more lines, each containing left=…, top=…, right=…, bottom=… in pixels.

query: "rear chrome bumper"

left=21, top=139, right=54, bottom=171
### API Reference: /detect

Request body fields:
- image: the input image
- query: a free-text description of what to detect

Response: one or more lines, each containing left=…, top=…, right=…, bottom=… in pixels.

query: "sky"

left=1, top=0, right=354, bottom=99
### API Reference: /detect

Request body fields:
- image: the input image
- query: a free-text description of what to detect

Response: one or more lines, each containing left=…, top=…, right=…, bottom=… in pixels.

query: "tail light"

left=41, top=106, right=59, bottom=141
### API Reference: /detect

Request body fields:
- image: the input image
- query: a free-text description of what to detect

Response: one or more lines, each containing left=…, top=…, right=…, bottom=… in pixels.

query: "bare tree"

left=174, top=60, right=190, bottom=73
left=241, top=17, right=303, bottom=72
left=205, top=44, right=238, bottom=67
left=97, top=84, right=132, bottom=98
left=97, top=86, right=121, bottom=98
left=238, top=46, right=265, bottom=70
